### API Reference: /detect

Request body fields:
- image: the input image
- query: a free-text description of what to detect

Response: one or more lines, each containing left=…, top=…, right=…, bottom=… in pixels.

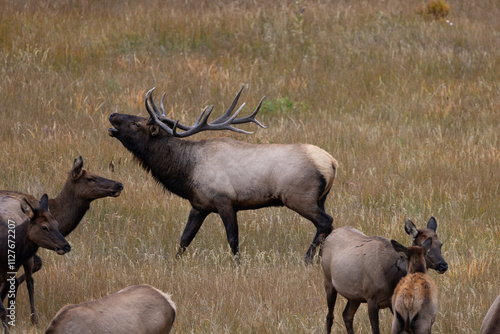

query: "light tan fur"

left=45, top=284, right=176, bottom=334
left=480, top=294, right=500, bottom=334
left=392, top=273, right=437, bottom=334
left=304, top=144, right=338, bottom=199
left=391, top=241, right=437, bottom=334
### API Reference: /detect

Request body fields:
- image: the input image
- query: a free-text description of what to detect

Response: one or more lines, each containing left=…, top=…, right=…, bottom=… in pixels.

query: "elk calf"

left=321, top=217, right=447, bottom=334
left=0, top=195, right=70, bottom=333
left=45, top=284, right=176, bottom=334
left=391, top=239, right=437, bottom=334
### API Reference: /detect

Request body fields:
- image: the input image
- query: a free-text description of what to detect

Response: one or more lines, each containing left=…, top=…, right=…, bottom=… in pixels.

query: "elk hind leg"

left=217, top=205, right=239, bottom=260
left=324, top=280, right=338, bottom=334
left=342, top=300, right=361, bottom=334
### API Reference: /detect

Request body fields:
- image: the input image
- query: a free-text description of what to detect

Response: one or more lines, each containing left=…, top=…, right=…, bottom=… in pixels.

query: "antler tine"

left=232, top=96, right=267, bottom=129
left=211, top=86, right=245, bottom=125
left=160, top=93, right=167, bottom=116
left=145, top=89, right=175, bottom=135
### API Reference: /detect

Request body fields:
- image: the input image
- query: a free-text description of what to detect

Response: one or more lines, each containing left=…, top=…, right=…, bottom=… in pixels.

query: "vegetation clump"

left=418, top=0, right=451, bottom=20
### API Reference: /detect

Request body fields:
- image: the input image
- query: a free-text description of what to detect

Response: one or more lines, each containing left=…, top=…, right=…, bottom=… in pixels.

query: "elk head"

left=69, top=156, right=123, bottom=200
left=405, top=217, right=448, bottom=274
left=21, top=194, right=71, bottom=255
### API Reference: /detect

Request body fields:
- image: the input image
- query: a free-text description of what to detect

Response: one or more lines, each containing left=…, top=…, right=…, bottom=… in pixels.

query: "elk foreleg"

left=177, top=208, right=209, bottom=258
left=23, top=260, right=38, bottom=324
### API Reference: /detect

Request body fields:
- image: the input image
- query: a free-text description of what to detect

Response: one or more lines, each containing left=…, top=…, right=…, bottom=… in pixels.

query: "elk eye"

left=132, top=122, right=140, bottom=127
left=42, top=226, right=49, bottom=231
left=87, top=177, right=95, bottom=182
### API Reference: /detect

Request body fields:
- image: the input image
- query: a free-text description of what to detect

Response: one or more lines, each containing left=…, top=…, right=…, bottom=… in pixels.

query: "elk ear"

left=391, top=240, right=409, bottom=257
left=39, top=194, right=50, bottom=211
left=427, top=217, right=437, bottom=232
left=149, top=124, right=160, bottom=136
left=72, top=156, right=84, bottom=180
left=422, top=237, right=433, bottom=252
left=404, top=219, right=418, bottom=238
left=21, top=199, right=35, bottom=219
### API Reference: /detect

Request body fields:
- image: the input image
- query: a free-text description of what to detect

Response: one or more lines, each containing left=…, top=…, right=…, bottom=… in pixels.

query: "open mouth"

left=56, top=249, right=68, bottom=255
left=108, top=127, right=118, bottom=137
left=111, top=190, right=122, bottom=197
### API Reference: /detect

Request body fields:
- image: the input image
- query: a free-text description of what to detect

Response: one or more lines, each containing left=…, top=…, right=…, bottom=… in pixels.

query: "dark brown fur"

left=0, top=195, right=70, bottom=333
left=0, top=157, right=122, bottom=324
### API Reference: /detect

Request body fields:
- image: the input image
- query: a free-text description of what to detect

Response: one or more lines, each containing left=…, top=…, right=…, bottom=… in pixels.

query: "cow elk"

left=480, top=294, right=500, bottom=334
left=108, top=87, right=338, bottom=264
left=0, top=156, right=123, bottom=324
left=321, top=217, right=447, bottom=334
left=391, top=239, right=438, bottom=334
left=0, top=194, right=70, bottom=333
left=45, top=284, right=176, bottom=334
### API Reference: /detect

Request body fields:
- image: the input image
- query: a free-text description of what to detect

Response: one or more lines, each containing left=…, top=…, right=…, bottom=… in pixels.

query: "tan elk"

left=0, top=194, right=70, bottom=334
left=108, top=87, right=338, bottom=264
left=0, top=156, right=123, bottom=324
left=480, top=294, right=500, bottom=334
left=321, top=217, right=447, bottom=334
left=44, top=284, right=176, bottom=334
left=391, top=239, right=438, bottom=334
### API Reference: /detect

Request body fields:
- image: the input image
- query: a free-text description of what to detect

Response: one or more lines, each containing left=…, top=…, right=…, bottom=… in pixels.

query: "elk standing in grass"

left=0, top=156, right=123, bottom=323
left=0, top=194, right=70, bottom=334
left=391, top=238, right=437, bottom=334
left=108, top=87, right=338, bottom=264
left=321, top=217, right=447, bottom=334
left=45, top=284, right=176, bottom=334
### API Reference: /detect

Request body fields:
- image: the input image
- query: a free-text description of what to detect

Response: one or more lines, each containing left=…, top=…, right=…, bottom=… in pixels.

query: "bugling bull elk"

left=0, top=156, right=123, bottom=324
left=108, top=87, right=338, bottom=263
left=391, top=239, right=438, bottom=334
left=0, top=195, right=70, bottom=334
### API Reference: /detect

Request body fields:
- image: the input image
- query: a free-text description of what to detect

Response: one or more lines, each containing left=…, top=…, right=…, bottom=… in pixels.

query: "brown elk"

left=480, top=294, right=500, bottom=334
left=0, top=156, right=123, bottom=323
left=321, top=217, right=447, bottom=334
left=0, top=194, right=70, bottom=334
left=44, top=284, right=176, bottom=334
left=108, top=87, right=338, bottom=264
left=391, top=239, right=438, bottom=334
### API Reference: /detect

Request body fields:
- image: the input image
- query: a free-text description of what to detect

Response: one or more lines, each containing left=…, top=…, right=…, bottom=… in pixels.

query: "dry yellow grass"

left=0, top=0, right=498, bottom=333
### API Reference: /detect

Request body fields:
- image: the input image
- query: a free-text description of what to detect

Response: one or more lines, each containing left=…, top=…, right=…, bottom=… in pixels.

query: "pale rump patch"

left=303, top=145, right=338, bottom=199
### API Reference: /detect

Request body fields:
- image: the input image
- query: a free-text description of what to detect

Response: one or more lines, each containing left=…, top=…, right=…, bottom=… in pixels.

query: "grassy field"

left=0, top=0, right=499, bottom=332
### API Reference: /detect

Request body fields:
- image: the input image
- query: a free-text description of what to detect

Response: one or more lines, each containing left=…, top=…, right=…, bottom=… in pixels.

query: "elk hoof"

left=30, top=312, right=38, bottom=325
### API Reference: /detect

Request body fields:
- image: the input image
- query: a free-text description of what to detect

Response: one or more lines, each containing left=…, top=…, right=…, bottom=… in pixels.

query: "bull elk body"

left=0, top=157, right=123, bottom=323
left=44, top=284, right=176, bottom=334
left=391, top=239, right=438, bottom=334
left=108, top=87, right=338, bottom=263
left=321, top=217, right=447, bottom=334
left=0, top=194, right=70, bottom=333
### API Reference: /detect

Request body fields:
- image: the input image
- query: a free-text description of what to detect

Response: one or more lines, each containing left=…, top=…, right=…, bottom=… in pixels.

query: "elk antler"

left=145, top=86, right=266, bottom=138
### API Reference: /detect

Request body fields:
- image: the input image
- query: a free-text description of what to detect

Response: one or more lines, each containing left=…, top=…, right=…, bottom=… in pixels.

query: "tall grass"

left=0, top=0, right=498, bottom=332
